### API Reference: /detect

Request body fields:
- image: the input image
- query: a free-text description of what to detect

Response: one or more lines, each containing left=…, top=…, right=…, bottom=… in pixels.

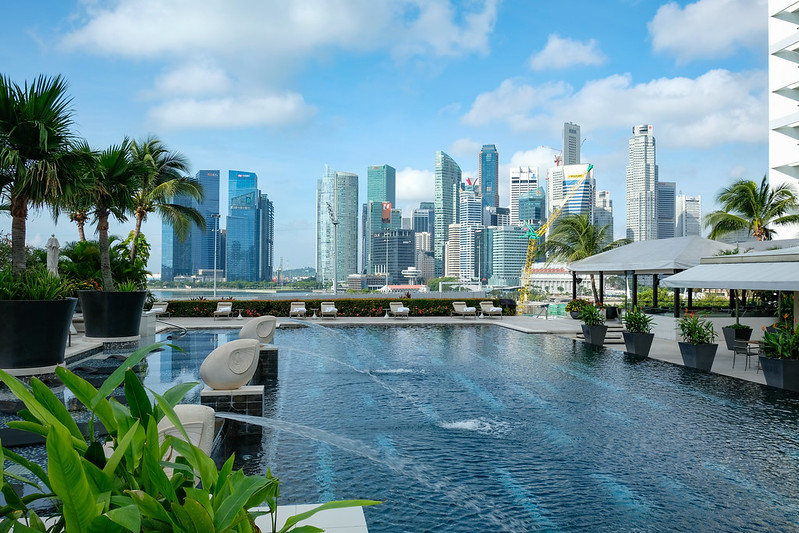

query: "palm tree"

left=544, top=213, right=630, bottom=302
left=128, top=136, right=204, bottom=261
left=0, top=74, right=84, bottom=276
left=76, top=139, right=143, bottom=290
left=705, top=175, right=799, bottom=241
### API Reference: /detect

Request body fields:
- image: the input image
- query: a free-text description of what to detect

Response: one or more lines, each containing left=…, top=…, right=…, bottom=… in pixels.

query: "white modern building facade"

left=563, top=122, right=581, bottom=165
left=594, top=190, right=614, bottom=247
left=509, top=166, right=539, bottom=224
left=434, top=151, right=462, bottom=276
left=626, top=124, right=659, bottom=242
left=489, top=225, right=527, bottom=287
left=770, top=0, right=799, bottom=238
left=546, top=163, right=595, bottom=222
left=676, top=194, right=702, bottom=237
left=316, top=166, right=359, bottom=287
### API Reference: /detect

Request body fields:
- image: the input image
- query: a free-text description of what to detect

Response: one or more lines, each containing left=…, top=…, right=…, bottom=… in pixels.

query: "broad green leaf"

left=214, top=454, right=235, bottom=495
left=0, top=441, right=4, bottom=494
left=277, top=500, right=381, bottom=533
left=94, top=343, right=167, bottom=406
left=286, top=526, right=324, bottom=533
left=0, top=370, right=66, bottom=434
left=142, top=419, right=176, bottom=500
left=213, top=475, right=272, bottom=531
left=103, top=421, right=140, bottom=477
left=106, top=505, right=141, bottom=532
left=84, top=441, right=107, bottom=470
left=46, top=423, right=98, bottom=532
left=0, top=448, right=51, bottom=490
left=153, top=382, right=198, bottom=422
left=81, top=457, right=113, bottom=496
left=173, top=498, right=214, bottom=533
left=6, top=521, right=43, bottom=532
left=86, top=515, right=123, bottom=533
left=26, top=511, right=46, bottom=531
left=29, top=378, right=83, bottom=440
left=124, top=369, right=152, bottom=427
left=54, top=368, right=116, bottom=433
left=184, top=487, right=214, bottom=517
left=126, top=490, right=175, bottom=528
left=6, top=421, right=87, bottom=453
left=1, top=484, right=24, bottom=510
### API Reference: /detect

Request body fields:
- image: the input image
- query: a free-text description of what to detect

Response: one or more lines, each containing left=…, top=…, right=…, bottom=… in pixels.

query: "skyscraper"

left=547, top=164, right=595, bottom=220
left=594, top=190, right=614, bottom=248
left=626, top=125, right=659, bottom=242
left=657, top=181, right=676, bottom=239
left=676, top=194, right=702, bottom=237
left=160, top=192, right=194, bottom=281
left=434, top=151, right=461, bottom=277
left=226, top=171, right=260, bottom=281
left=509, top=166, right=539, bottom=224
left=479, top=144, right=499, bottom=209
left=459, top=188, right=483, bottom=280
left=363, top=164, right=396, bottom=274
left=489, top=225, right=527, bottom=287
left=316, top=166, right=359, bottom=287
left=413, top=202, right=435, bottom=236
left=518, top=188, right=546, bottom=226
left=259, top=193, right=274, bottom=281
left=563, top=122, right=581, bottom=165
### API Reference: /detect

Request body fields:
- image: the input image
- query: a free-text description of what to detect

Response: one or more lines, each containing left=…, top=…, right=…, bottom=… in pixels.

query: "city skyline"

left=0, top=0, right=769, bottom=273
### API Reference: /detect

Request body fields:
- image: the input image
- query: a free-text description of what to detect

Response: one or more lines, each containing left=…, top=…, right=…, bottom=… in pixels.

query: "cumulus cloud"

left=396, top=167, right=435, bottom=210
left=461, top=69, right=766, bottom=149
left=153, top=63, right=233, bottom=97
left=648, top=0, right=766, bottom=62
left=449, top=138, right=482, bottom=159
left=529, top=34, right=607, bottom=71
left=147, top=92, right=316, bottom=129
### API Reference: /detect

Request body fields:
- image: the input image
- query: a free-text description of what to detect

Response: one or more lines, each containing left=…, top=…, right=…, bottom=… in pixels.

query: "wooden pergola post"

left=653, top=274, right=659, bottom=308
left=599, top=271, right=604, bottom=305
left=632, top=273, right=638, bottom=308
left=572, top=271, right=578, bottom=300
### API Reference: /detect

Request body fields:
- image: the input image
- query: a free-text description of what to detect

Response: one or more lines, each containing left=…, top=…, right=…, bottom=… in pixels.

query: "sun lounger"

left=320, top=302, right=338, bottom=318
left=289, top=302, right=307, bottom=318
left=213, top=301, right=233, bottom=320
left=452, top=301, right=477, bottom=318
left=389, top=301, right=410, bottom=318
left=480, top=301, right=503, bottom=319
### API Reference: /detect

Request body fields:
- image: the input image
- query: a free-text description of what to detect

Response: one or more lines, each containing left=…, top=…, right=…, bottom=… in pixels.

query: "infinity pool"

left=152, top=325, right=799, bottom=531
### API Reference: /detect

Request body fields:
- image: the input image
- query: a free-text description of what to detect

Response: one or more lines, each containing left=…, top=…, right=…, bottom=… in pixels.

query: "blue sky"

left=1, top=0, right=768, bottom=274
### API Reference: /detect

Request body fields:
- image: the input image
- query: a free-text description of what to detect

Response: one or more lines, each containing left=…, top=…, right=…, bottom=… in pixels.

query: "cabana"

left=568, top=236, right=733, bottom=317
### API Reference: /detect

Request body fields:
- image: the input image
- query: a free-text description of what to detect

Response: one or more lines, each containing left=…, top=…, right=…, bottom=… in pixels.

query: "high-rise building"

left=547, top=164, right=595, bottom=222
left=626, top=125, right=659, bottom=242
left=474, top=227, right=494, bottom=283
left=259, top=193, right=274, bottom=281
left=363, top=164, right=396, bottom=274
left=459, top=189, right=483, bottom=280
left=563, top=122, right=581, bottom=165
left=509, top=166, right=539, bottom=224
left=160, top=192, right=194, bottom=281
left=769, top=1, right=799, bottom=238
left=594, top=190, right=614, bottom=248
left=518, top=188, right=546, bottom=226
left=445, top=223, right=461, bottom=278
left=434, top=151, right=461, bottom=276
left=316, top=166, right=359, bottom=287
left=489, top=225, right=527, bottom=286
left=676, top=194, right=702, bottom=237
left=226, top=171, right=261, bottom=281
left=479, top=144, right=499, bottom=209
left=483, top=206, right=510, bottom=227
left=371, top=229, right=415, bottom=285
left=657, top=181, right=676, bottom=239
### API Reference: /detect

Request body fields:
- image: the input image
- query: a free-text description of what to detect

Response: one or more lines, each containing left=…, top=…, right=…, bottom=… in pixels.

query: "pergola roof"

left=567, top=236, right=734, bottom=275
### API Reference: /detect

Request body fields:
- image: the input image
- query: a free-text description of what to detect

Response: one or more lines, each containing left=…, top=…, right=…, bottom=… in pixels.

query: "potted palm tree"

left=759, top=320, right=799, bottom=392
left=0, top=73, right=85, bottom=374
left=75, top=139, right=148, bottom=339
left=580, top=303, right=608, bottom=346
left=677, top=311, right=718, bottom=371
left=622, top=307, right=655, bottom=358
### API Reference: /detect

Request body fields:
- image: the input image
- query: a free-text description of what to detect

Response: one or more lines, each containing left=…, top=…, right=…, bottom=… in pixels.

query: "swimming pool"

left=154, top=325, right=799, bottom=531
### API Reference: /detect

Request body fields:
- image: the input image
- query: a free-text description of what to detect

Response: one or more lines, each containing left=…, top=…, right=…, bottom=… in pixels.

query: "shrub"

left=623, top=307, right=654, bottom=334
left=677, top=311, right=716, bottom=345
left=565, top=298, right=589, bottom=313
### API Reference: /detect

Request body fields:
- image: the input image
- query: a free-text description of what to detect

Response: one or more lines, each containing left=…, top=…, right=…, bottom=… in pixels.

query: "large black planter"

left=623, top=332, right=654, bottom=358
left=605, top=306, right=618, bottom=320
left=722, top=326, right=752, bottom=351
left=0, top=298, right=77, bottom=374
left=78, top=290, right=147, bottom=339
left=678, top=342, right=718, bottom=372
left=570, top=311, right=581, bottom=319
left=759, top=357, right=799, bottom=393
left=581, top=324, right=608, bottom=346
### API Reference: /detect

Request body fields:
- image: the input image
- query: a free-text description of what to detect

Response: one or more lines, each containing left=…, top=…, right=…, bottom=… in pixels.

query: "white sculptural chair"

left=200, top=338, right=260, bottom=390
left=238, top=315, right=276, bottom=345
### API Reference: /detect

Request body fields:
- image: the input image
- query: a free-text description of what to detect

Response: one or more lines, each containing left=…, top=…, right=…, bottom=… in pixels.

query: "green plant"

left=0, top=343, right=378, bottom=531
left=725, top=322, right=751, bottom=330
left=115, top=279, right=139, bottom=292
left=580, top=304, right=606, bottom=326
left=623, top=307, right=654, bottom=334
left=565, top=298, right=589, bottom=313
left=762, top=322, right=799, bottom=359
left=678, top=311, right=717, bottom=345
left=0, top=266, right=74, bottom=300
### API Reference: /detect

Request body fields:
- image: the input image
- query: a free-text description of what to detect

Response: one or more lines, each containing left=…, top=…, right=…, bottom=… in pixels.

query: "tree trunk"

left=77, top=220, right=86, bottom=242
left=590, top=273, right=598, bottom=303
left=97, top=210, right=114, bottom=291
left=10, top=195, right=28, bottom=278
left=129, top=210, right=144, bottom=261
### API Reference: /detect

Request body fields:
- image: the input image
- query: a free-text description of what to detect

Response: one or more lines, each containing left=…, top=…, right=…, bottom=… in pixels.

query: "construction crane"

left=519, top=164, right=593, bottom=302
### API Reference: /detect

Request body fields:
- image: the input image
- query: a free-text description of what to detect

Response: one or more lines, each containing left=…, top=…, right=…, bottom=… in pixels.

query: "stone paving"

left=64, top=313, right=766, bottom=386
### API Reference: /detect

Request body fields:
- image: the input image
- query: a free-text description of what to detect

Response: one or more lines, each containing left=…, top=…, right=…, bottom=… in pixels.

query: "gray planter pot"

left=78, top=290, right=147, bottom=339
left=678, top=342, right=718, bottom=372
left=0, top=298, right=77, bottom=375
left=570, top=311, right=581, bottom=319
left=721, top=326, right=752, bottom=351
left=759, top=357, right=799, bottom=393
left=581, top=324, right=608, bottom=346
left=623, top=331, right=654, bottom=358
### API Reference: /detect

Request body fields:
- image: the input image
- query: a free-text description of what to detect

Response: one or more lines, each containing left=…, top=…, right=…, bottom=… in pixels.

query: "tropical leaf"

left=277, top=500, right=381, bottom=533
left=124, top=369, right=152, bottom=427
left=46, top=423, right=98, bottom=531
left=29, top=378, right=84, bottom=440
left=54, top=367, right=116, bottom=434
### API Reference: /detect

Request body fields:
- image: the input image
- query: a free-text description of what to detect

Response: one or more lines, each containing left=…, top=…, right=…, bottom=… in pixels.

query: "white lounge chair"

left=213, top=301, right=233, bottom=320
left=289, top=301, right=307, bottom=318
left=239, top=315, right=276, bottom=345
left=389, top=301, right=410, bottom=318
left=452, top=301, right=477, bottom=318
left=146, top=301, right=169, bottom=317
left=480, top=301, right=503, bottom=319
left=320, top=301, right=338, bottom=318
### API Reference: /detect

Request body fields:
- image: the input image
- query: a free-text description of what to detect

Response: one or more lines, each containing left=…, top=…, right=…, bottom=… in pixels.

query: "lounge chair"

left=480, top=301, right=503, bottom=319
left=146, top=301, right=169, bottom=317
left=320, top=301, right=338, bottom=319
left=451, top=301, right=477, bottom=318
left=213, top=301, right=233, bottom=320
left=389, top=301, right=410, bottom=318
left=289, top=302, right=307, bottom=318
left=239, top=315, right=276, bottom=345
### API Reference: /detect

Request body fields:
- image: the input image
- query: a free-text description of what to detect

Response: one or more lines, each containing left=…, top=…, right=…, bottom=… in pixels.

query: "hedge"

left=156, top=298, right=513, bottom=318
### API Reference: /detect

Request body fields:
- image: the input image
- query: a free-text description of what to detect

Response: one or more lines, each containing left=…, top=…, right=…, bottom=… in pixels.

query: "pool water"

left=153, top=325, right=799, bottom=532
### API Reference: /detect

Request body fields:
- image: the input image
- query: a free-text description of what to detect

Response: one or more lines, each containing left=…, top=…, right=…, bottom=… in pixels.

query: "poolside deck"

left=63, top=313, right=767, bottom=386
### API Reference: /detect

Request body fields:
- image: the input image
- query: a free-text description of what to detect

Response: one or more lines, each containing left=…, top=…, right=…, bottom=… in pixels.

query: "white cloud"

left=461, top=69, right=767, bottom=149
left=147, top=92, right=317, bottom=129
left=449, top=138, right=482, bottom=159
left=648, top=0, right=767, bottom=63
left=529, top=34, right=606, bottom=71
left=153, top=63, right=233, bottom=97
left=396, top=167, right=435, bottom=211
